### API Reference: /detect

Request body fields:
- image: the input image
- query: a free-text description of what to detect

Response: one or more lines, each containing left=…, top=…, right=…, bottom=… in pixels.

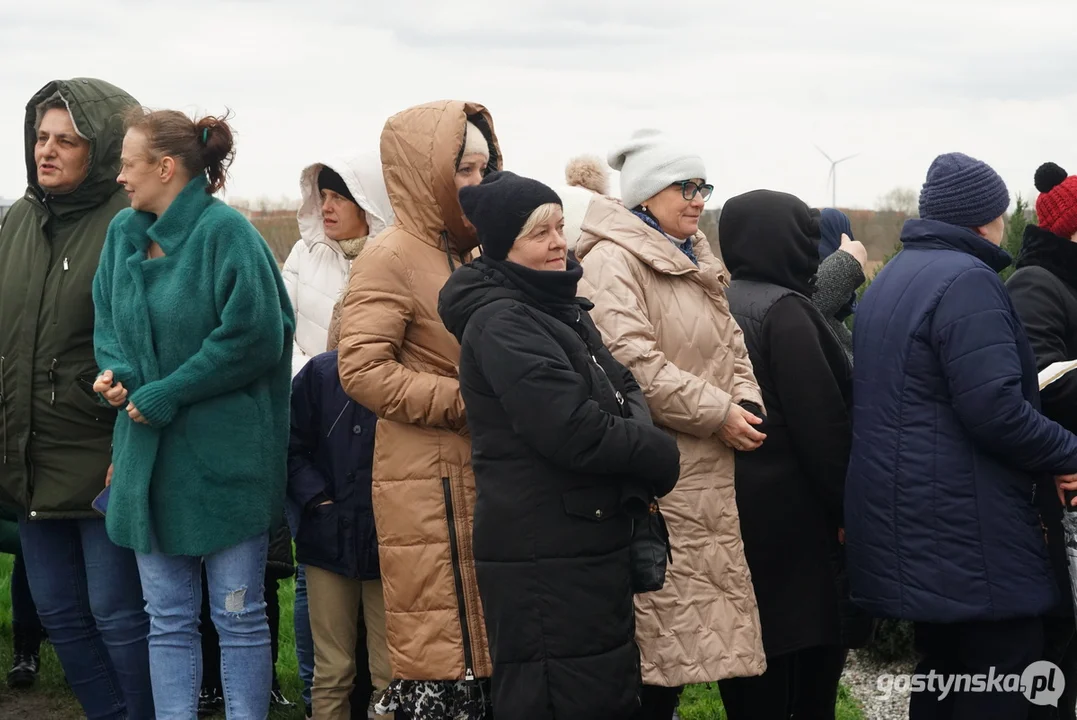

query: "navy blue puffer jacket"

left=845, top=218, right=1077, bottom=623
left=287, top=350, right=379, bottom=580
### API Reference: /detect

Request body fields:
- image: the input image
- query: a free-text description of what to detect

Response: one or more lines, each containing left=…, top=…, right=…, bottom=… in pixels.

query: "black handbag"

left=630, top=497, right=672, bottom=593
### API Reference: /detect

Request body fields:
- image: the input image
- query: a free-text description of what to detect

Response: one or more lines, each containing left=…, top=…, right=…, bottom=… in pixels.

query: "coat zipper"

left=52, top=257, right=69, bottom=326
left=575, top=310, right=624, bottom=409
left=441, top=476, right=476, bottom=680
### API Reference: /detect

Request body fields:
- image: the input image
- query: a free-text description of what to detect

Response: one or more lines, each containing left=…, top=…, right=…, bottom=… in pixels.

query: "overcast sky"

left=2, top=0, right=1075, bottom=211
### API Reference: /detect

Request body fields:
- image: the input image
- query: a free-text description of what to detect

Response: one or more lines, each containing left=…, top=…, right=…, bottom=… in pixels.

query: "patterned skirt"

left=373, top=678, right=493, bottom=720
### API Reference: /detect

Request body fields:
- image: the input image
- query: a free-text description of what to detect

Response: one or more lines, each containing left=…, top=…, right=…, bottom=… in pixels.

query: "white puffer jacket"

left=282, top=152, right=394, bottom=376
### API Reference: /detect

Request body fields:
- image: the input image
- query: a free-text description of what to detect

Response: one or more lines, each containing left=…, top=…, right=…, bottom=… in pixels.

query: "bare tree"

left=877, top=187, right=919, bottom=216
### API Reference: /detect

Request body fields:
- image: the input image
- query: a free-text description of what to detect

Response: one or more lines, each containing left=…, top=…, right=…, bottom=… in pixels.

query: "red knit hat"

left=1035, top=162, right=1077, bottom=239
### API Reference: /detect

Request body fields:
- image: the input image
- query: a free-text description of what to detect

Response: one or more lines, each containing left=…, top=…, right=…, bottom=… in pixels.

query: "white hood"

left=296, top=151, right=394, bottom=253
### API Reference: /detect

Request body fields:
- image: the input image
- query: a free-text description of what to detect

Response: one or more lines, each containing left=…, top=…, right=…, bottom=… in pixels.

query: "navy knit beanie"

left=918, top=152, right=1010, bottom=228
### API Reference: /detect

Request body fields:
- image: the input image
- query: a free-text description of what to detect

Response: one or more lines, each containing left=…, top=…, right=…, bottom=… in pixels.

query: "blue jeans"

left=136, top=532, right=272, bottom=720
left=294, top=563, right=315, bottom=709
left=19, top=518, right=154, bottom=720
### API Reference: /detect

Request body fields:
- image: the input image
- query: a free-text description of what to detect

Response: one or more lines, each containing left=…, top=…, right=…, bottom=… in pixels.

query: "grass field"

left=0, top=554, right=863, bottom=719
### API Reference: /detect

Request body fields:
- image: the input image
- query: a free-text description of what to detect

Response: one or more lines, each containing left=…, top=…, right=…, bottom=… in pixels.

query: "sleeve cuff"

left=128, top=380, right=179, bottom=427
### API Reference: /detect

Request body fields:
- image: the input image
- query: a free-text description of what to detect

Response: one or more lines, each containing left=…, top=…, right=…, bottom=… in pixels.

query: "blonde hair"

left=516, top=203, right=563, bottom=240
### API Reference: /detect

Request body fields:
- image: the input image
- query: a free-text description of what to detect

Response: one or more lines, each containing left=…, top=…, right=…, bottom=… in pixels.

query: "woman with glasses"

left=577, top=130, right=767, bottom=720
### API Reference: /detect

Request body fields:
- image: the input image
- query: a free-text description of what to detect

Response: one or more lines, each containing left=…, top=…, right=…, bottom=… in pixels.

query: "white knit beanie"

left=608, top=129, right=707, bottom=210
left=460, top=120, right=490, bottom=163
left=553, top=184, right=595, bottom=253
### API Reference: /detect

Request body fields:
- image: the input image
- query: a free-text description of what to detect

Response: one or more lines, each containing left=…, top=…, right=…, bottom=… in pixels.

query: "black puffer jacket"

left=719, top=190, right=854, bottom=657
left=1007, top=224, right=1077, bottom=618
left=438, top=256, right=680, bottom=720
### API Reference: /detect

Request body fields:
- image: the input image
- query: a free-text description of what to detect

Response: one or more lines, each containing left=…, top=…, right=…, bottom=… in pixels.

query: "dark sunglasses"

left=673, top=180, right=714, bottom=202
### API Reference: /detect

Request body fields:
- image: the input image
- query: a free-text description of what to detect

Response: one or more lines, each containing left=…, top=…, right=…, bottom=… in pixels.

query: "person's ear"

left=159, top=156, right=176, bottom=183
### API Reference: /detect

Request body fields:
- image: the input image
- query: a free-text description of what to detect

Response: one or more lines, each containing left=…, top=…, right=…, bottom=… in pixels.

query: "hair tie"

left=201, top=127, right=209, bottom=145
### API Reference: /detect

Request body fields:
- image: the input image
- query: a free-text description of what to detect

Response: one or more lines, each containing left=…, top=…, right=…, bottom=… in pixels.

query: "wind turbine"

left=815, top=145, right=859, bottom=208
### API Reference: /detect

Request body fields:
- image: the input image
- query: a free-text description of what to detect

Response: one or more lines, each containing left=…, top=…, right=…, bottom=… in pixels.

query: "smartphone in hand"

left=92, top=485, right=110, bottom=516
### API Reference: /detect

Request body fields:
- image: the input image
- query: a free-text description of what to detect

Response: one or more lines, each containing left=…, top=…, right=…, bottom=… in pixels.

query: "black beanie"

left=458, top=170, right=563, bottom=260
left=317, top=166, right=358, bottom=206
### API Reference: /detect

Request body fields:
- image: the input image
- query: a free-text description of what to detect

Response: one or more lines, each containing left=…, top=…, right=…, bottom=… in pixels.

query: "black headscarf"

left=718, top=189, right=821, bottom=296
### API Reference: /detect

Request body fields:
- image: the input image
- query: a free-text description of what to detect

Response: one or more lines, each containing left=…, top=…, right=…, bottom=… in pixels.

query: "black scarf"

left=479, top=256, right=586, bottom=313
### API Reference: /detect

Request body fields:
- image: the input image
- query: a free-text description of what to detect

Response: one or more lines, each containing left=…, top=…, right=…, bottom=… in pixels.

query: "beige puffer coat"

left=576, top=196, right=767, bottom=686
left=337, top=100, right=500, bottom=681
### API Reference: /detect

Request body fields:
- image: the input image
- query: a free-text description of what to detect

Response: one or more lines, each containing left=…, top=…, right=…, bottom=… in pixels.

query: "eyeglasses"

left=674, top=181, right=714, bottom=202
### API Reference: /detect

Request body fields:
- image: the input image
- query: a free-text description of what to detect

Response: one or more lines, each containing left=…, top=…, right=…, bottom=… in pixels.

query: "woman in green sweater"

left=91, top=108, right=295, bottom=720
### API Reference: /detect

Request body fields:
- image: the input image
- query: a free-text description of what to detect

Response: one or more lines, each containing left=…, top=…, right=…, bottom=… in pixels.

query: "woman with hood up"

left=282, top=152, right=395, bottom=377
left=279, top=150, right=394, bottom=714
left=337, top=101, right=500, bottom=719
left=575, top=129, right=767, bottom=719
left=718, top=190, right=854, bottom=720
left=813, top=209, right=867, bottom=363
left=437, top=170, right=681, bottom=719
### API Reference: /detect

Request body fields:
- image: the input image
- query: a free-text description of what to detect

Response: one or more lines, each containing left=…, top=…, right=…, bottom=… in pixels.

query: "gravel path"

left=840, top=650, right=916, bottom=720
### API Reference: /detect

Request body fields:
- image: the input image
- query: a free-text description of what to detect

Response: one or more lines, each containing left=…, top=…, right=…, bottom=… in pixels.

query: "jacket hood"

left=1016, top=223, right=1077, bottom=290
left=575, top=195, right=707, bottom=278
left=24, top=78, right=139, bottom=216
left=438, top=261, right=526, bottom=343
left=819, top=208, right=853, bottom=259
left=718, top=189, right=821, bottom=296
left=901, top=218, right=1012, bottom=273
left=380, top=100, right=501, bottom=255
left=297, top=152, right=395, bottom=254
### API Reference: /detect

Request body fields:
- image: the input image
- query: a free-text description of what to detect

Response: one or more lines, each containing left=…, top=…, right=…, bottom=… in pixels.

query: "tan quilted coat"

left=576, top=196, right=768, bottom=686
left=337, top=100, right=500, bottom=681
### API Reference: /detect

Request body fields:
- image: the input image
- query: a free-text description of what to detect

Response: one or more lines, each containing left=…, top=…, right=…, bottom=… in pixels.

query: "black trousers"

left=1030, top=615, right=1077, bottom=720
left=10, top=550, right=44, bottom=656
left=632, top=684, right=683, bottom=720
left=909, top=617, right=1044, bottom=720
left=717, top=645, right=846, bottom=720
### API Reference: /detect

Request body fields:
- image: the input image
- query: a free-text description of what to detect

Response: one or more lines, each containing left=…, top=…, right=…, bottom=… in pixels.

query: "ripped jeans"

left=136, top=532, right=271, bottom=720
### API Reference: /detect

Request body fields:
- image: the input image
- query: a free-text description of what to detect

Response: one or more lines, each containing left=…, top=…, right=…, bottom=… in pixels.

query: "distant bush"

left=251, top=216, right=299, bottom=266
left=863, top=619, right=917, bottom=663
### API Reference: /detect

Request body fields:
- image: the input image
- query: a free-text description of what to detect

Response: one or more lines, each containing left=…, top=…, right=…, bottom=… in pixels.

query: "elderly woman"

left=576, top=129, right=767, bottom=720
left=437, top=170, right=681, bottom=719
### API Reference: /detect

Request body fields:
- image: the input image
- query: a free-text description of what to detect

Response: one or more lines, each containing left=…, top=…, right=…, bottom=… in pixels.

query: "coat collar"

left=1016, top=224, right=1077, bottom=292
left=900, top=218, right=1012, bottom=273
left=123, top=175, right=215, bottom=253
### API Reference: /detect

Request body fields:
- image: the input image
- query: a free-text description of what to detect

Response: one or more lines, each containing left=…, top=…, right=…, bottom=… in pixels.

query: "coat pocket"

left=181, top=391, right=261, bottom=481
left=65, top=378, right=117, bottom=423
left=562, top=486, right=622, bottom=523
left=297, top=502, right=343, bottom=565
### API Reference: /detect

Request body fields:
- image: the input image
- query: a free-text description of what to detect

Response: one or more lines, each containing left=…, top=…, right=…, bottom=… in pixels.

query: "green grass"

left=0, top=553, right=306, bottom=719
left=0, top=552, right=864, bottom=719
left=678, top=680, right=865, bottom=720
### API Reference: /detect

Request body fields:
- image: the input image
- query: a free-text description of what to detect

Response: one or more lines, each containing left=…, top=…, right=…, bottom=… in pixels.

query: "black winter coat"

left=1008, top=224, right=1077, bottom=617
left=438, top=257, right=680, bottom=720
left=287, top=350, right=379, bottom=580
left=719, top=190, right=853, bottom=658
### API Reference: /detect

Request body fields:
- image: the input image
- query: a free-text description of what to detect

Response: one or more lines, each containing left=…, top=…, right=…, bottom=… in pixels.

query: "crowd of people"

left=0, top=74, right=1076, bottom=720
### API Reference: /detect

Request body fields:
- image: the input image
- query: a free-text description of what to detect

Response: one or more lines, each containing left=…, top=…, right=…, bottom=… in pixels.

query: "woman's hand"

left=838, top=233, right=868, bottom=270
left=93, top=370, right=128, bottom=408
left=126, top=402, right=148, bottom=425
left=1056, top=473, right=1077, bottom=507
left=105, top=464, right=114, bottom=487
left=718, top=403, right=766, bottom=452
